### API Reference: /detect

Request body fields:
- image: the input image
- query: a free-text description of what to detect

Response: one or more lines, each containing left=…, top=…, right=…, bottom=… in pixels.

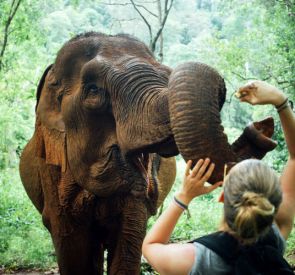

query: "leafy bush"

left=0, top=168, right=56, bottom=269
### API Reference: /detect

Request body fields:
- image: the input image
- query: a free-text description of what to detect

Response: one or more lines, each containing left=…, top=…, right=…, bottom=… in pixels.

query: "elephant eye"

left=57, top=91, right=64, bottom=104
left=85, top=84, right=99, bottom=95
left=48, top=79, right=60, bottom=88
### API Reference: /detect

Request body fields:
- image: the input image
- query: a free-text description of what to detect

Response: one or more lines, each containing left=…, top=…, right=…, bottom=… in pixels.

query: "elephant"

left=19, top=32, right=277, bottom=275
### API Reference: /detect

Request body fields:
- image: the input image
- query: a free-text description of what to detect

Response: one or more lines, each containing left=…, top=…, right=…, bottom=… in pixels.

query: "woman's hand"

left=236, top=80, right=286, bottom=107
left=176, top=159, right=223, bottom=205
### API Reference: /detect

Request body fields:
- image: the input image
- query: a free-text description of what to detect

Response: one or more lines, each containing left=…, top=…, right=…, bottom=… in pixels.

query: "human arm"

left=237, top=80, right=295, bottom=239
left=274, top=106, right=295, bottom=239
left=142, top=159, right=222, bottom=275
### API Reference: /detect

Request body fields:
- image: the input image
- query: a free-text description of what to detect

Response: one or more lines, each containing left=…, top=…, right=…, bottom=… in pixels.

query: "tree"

left=0, top=0, right=22, bottom=71
left=100, top=0, right=174, bottom=62
left=130, top=0, right=173, bottom=60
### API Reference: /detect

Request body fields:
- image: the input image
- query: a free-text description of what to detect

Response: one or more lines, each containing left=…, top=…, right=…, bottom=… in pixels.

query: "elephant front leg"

left=42, top=199, right=103, bottom=275
left=39, top=163, right=103, bottom=275
left=50, top=226, right=103, bottom=275
left=107, top=197, right=148, bottom=275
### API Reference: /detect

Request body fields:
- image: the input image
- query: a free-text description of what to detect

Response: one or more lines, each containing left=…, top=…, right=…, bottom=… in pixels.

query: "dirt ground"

left=1, top=257, right=294, bottom=274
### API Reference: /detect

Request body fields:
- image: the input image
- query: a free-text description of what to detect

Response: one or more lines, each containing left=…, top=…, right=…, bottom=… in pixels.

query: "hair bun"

left=234, top=191, right=275, bottom=240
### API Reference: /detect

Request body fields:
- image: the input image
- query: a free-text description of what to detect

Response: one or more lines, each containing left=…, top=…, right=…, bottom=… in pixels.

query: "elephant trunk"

left=168, top=62, right=236, bottom=183
left=105, top=56, right=178, bottom=157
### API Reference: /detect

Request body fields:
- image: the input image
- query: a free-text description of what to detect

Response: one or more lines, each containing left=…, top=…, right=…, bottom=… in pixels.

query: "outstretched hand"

left=176, top=159, right=223, bottom=205
left=236, top=80, right=286, bottom=106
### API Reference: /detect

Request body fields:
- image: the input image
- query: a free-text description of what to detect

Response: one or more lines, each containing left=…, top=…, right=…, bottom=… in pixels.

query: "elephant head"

left=36, top=32, right=276, bottom=200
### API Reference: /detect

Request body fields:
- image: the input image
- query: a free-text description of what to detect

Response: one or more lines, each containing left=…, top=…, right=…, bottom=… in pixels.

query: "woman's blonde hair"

left=223, top=159, right=282, bottom=243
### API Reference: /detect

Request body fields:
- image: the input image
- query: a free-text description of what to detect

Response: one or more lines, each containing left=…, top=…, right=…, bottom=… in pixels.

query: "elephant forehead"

left=104, top=35, right=154, bottom=59
left=53, top=33, right=155, bottom=79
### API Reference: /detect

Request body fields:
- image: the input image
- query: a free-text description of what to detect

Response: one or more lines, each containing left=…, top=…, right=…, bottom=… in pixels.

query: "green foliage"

left=0, top=168, right=55, bottom=269
left=170, top=193, right=223, bottom=242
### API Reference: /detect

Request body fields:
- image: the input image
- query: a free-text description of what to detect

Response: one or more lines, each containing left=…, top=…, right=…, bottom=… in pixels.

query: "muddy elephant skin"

left=19, top=32, right=276, bottom=275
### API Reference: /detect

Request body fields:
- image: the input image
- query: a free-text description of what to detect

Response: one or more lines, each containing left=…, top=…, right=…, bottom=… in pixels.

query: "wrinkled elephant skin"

left=19, top=32, right=276, bottom=275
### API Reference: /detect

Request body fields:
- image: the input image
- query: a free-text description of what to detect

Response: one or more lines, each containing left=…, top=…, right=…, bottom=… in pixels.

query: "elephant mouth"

left=125, top=135, right=178, bottom=187
left=125, top=135, right=179, bottom=161
left=131, top=153, right=150, bottom=184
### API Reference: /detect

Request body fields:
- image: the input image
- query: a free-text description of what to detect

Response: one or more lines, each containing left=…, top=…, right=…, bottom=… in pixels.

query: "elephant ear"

left=35, top=65, right=67, bottom=172
left=36, top=64, right=53, bottom=111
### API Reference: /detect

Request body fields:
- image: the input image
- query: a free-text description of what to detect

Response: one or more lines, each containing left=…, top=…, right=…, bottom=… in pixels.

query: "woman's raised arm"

left=237, top=81, right=295, bottom=239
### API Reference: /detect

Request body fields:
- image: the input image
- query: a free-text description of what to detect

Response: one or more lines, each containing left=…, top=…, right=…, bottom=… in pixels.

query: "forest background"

left=0, top=0, right=294, bottom=273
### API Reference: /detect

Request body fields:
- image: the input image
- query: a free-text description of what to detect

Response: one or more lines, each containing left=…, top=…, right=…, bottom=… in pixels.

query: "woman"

left=142, top=81, right=295, bottom=275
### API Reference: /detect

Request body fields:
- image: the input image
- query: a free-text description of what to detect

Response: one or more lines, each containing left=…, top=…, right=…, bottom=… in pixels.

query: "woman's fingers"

left=201, top=163, right=215, bottom=182
left=196, top=158, right=211, bottom=178
left=204, top=181, right=223, bottom=194
left=236, top=82, right=261, bottom=105
left=239, top=95, right=251, bottom=102
left=185, top=160, right=192, bottom=176
left=236, top=89, right=249, bottom=99
left=182, top=158, right=221, bottom=197
left=190, top=159, right=204, bottom=177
